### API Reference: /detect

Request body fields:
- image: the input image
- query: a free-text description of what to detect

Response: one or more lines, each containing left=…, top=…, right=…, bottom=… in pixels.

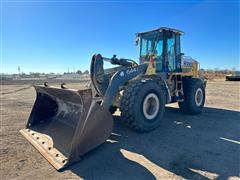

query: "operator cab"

left=136, top=27, right=184, bottom=73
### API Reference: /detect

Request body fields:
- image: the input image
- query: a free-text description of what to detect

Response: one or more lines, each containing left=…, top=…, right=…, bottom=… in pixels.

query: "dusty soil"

left=0, top=79, right=240, bottom=180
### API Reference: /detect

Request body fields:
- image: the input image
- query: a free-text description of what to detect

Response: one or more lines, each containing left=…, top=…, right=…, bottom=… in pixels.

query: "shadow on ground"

left=66, top=107, right=240, bottom=179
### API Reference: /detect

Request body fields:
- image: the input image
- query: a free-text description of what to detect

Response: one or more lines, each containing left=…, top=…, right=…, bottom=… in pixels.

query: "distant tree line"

left=4, top=70, right=90, bottom=78
left=77, top=70, right=89, bottom=74
left=63, top=70, right=89, bottom=75
left=199, top=68, right=238, bottom=80
left=199, top=67, right=237, bottom=74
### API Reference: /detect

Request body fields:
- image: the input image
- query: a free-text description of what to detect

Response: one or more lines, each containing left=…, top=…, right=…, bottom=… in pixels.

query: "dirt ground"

left=0, top=79, right=240, bottom=180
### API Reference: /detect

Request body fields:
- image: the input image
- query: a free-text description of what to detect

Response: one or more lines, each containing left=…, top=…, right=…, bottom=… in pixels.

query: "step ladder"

left=175, top=75, right=184, bottom=101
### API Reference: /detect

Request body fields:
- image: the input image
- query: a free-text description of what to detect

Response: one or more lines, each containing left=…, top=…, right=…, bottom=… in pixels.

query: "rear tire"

left=120, top=79, right=166, bottom=132
left=178, top=78, right=205, bottom=114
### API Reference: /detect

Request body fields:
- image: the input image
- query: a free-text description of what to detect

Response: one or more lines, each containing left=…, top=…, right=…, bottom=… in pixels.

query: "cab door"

left=164, top=32, right=181, bottom=72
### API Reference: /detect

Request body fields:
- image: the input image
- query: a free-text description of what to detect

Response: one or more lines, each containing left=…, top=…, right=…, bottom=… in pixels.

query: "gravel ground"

left=0, top=79, right=240, bottom=180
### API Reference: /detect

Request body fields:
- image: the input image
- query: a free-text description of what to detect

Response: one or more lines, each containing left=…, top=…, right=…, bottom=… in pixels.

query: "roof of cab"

left=137, top=27, right=184, bottom=36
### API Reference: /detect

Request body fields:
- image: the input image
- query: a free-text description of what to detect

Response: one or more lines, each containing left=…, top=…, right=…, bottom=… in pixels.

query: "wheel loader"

left=20, top=27, right=206, bottom=170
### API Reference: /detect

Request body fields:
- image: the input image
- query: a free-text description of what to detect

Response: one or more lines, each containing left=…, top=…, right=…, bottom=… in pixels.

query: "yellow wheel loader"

left=20, top=27, right=206, bottom=170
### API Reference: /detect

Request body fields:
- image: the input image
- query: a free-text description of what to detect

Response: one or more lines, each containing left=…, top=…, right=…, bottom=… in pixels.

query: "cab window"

left=140, top=32, right=163, bottom=72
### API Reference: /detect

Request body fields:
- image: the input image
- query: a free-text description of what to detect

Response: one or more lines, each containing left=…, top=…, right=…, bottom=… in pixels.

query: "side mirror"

left=135, top=36, right=139, bottom=46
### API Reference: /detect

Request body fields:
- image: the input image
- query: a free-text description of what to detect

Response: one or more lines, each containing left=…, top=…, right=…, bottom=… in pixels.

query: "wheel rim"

left=195, top=88, right=203, bottom=107
left=142, top=93, right=160, bottom=120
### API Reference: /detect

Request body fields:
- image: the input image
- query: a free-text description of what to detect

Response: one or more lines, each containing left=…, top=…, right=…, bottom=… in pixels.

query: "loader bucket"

left=20, top=85, right=113, bottom=170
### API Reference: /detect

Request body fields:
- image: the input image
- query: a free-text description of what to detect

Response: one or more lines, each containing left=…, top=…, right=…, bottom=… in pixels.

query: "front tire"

left=120, top=79, right=166, bottom=132
left=178, top=78, right=205, bottom=114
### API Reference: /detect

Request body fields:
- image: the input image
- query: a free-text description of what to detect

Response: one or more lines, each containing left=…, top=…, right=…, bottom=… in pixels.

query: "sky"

left=1, top=0, right=239, bottom=74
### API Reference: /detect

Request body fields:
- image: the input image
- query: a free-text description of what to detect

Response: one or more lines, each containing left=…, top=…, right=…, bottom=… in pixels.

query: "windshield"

left=140, top=31, right=163, bottom=71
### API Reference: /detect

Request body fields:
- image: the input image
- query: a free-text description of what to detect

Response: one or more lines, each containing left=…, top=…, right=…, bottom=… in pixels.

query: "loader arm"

left=90, top=54, right=138, bottom=98
left=102, top=63, right=147, bottom=109
left=90, top=53, right=147, bottom=109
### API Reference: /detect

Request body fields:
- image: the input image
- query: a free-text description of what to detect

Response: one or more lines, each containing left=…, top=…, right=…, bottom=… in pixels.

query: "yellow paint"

left=192, top=61, right=199, bottom=77
left=145, top=61, right=156, bottom=75
left=181, top=61, right=199, bottom=77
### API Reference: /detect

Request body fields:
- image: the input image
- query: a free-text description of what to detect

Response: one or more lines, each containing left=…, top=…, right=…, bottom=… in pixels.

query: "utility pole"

left=18, top=66, right=20, bottom=75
